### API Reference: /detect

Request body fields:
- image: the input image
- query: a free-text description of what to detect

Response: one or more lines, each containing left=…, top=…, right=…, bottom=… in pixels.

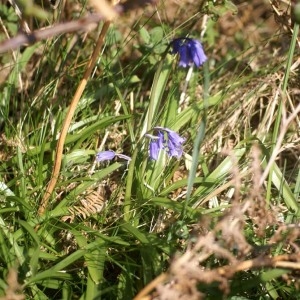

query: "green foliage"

left=0, top=3, right=18, bottom=38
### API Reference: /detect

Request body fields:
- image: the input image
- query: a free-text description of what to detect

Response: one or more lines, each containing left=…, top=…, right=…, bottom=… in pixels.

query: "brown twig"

left=133, top=273, right=169, bottom=300
left=134, top=253, right=300, bottom=299
left=0, top=13, right=104, bottom=54
left=38, top=21, right=111, bottom=215
left=0, top=0, right=158, bottom=54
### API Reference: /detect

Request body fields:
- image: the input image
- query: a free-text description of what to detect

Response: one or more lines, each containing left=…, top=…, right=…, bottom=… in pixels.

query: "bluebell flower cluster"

left=148, top=127, right=185, bottom=160
left=96, top=150, right=131, bottom=162
left=95, top=128, right=185, bottom=163
left=171, top=38, right=207, bottom=68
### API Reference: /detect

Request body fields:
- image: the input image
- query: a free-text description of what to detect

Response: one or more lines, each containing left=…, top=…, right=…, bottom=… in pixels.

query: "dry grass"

left=0, top=0, right=299, bottom=299
left=135, top=144, right=300, bottom=299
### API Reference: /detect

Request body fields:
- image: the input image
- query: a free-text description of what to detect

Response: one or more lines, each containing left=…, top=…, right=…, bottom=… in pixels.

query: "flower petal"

left=164, top=128, right=185, bottom=145
left=157, top=131, right=165, bottom=148
left=154, top=126, right=185, bottom=159
left=171, top=39, right=182, bottom=54
left=167, top=139, right=183, bottom=158
left=96, top=150, right=116, bottom=162
left=171, top=38, right=207, bottom=68
left=188, top=39, right=207, bottom=67
left=177, top=44, right=190, bottom=67
left=149, top=140, right=160, bottom=160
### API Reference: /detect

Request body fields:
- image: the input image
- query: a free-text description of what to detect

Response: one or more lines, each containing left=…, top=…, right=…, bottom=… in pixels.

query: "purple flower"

left=96, top=150, right=116, bottom=162
left=164, top=128, right=185, bottom=145
left=149, top=131, right=164, bottom=160
left=96, top=150, right=131, bottom=162
left=147, top=127, right=185, bottom=160
left=149, top=140, right=160, bottom=160
left=167, top=135, right=184, bottom=158
left=163, top=128, right=185, bottom=158
left=171, top=38, right=207, bottom=68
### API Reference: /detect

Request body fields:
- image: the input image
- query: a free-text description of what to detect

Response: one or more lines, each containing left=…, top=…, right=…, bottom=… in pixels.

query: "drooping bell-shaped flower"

left=171, top=38, right=207, bottom=68
left=96, top=150, right=131, bottom=162
left=149, top=131, right=165, bottom=160
left=147, top=127, right=185, bottom=161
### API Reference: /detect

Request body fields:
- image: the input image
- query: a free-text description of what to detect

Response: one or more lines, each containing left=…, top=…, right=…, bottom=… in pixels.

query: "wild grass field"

left=0, top=0, right=300, bottom=299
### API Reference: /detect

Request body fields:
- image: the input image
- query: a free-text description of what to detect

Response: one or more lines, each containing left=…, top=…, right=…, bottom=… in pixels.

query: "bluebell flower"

left=96, top=150, right=131, bottom=162
left=149, top=140, right=160, bottom=160
left=149, top=131, right=164, bottom=160
left=147, top=127, right=185, bottom=160
left=171, top=38, right=207, bottom=68
left=164, top=128, right=185, bottom=158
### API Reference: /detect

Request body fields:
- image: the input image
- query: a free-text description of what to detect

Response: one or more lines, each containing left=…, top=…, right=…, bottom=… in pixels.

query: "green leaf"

left=139, top=26, right=151, bottom=44
left=27, top=115, right=131, bottom=156
left=121, top=223, right=150, bottom=244
left=150, top=26, right=164, bottom=44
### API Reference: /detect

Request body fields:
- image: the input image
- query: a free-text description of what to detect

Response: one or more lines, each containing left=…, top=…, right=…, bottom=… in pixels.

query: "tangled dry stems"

left=135, top=143, right=300, bottom=300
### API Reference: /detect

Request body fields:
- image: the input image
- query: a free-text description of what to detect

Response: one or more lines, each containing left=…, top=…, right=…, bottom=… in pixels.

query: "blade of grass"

left=265, top=22, right=299, bottom=206
left=191, top=144, right=247, bottom=208
left=140, top=53, right=173, bottom=137
left=184, top=61, right=210, bottom=214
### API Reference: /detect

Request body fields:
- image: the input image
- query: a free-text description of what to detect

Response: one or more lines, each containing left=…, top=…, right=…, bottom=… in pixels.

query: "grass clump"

left=0, top=0, right=300, bottom=299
